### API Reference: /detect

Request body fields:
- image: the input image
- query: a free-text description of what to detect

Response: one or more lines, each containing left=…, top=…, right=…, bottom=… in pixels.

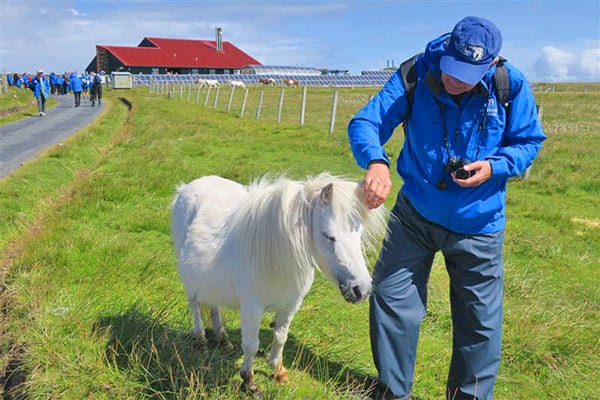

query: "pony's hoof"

left=272, top=366, right=288, bottom=384
left=191, top=333, right=208, bottom=348
left=218, top=338, right=234, bottom=351
left=240, top=380, right=261, bottom=396
left=240, top=373, right=262, bottom=398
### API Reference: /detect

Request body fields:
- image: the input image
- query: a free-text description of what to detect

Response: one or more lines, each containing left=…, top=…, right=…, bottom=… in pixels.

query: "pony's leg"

left=189, top=299, right=207, bottom=346
left=210, top=306, right=233, bottom=349
left=239, top=303, right=263, bottom=393
left=268, top=309, right=296, bottom=383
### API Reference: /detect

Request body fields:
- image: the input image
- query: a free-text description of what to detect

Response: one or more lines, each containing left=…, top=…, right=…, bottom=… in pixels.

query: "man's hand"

left=453, top=160, right=492, bottom=187
left=362, top=161, right=392, bottom=209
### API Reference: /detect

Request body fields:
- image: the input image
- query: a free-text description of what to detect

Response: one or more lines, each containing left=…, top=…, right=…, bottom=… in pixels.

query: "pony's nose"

left=339, top=282, right=370, bottom=303
left=352, top=285, right=363, bottom=300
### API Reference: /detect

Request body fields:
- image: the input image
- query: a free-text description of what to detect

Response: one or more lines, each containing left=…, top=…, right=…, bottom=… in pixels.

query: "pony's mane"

left=223, top=173, right=388, bottom=280
left=301, top=173, right=388, bottom=254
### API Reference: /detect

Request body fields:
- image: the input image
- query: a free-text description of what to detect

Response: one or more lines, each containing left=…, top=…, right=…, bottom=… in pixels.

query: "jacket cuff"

left=487, top=158, right=509, bottom=179
left=368, top=157, right=390, bottom=168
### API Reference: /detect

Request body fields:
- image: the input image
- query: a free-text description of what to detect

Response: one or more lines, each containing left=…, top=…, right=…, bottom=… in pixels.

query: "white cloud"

left=579, top=47, right=600, bottom=80
left=532, top=44, right=600, bottom=82
left=67, top=8, right=87, bottom=17
left=0, top=2, right=338, bottom=74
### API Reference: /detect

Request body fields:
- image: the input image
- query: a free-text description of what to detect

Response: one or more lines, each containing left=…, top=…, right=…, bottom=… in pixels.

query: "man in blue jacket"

left=69, top=72, right=83, bottom=107
left=32, top=69, right=51, bottom=116
left=348, top=17, right=546, bottom=400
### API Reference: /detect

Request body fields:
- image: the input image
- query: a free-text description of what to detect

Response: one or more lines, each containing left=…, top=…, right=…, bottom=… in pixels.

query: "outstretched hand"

left=362, top=161, right=392, bottom=209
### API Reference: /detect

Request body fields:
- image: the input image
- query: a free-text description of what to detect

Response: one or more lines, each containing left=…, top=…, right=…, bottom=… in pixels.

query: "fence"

left=134, top=71, right=393, bottom=88
left=0, top=76, right=8, bottom=95
left=149, top=82, right=377, bottom=135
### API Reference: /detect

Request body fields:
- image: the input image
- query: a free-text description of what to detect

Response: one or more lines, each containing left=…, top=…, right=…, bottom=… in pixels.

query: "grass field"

left=1, top=83, right=598, bottom=399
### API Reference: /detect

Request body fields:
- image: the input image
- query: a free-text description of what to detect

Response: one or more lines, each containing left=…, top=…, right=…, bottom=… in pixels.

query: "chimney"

left=215, top=26, right=223, bottom=52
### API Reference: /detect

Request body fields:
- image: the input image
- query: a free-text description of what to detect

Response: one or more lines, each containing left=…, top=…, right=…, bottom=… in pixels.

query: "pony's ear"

left=320, top=183, right=333, bottom=205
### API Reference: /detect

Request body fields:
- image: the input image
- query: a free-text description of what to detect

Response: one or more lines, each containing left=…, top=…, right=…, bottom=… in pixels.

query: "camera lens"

left=455, top=168, right=472, bottom=180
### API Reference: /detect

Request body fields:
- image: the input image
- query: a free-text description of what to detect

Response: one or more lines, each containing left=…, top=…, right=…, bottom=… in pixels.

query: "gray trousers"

left=37, top=95, right=47, bottom=113
left=370, top=192, right=504, bottom=400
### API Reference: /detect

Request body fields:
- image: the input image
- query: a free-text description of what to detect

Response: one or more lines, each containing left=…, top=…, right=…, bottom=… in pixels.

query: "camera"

left=445, top=157, right=475, bottom=180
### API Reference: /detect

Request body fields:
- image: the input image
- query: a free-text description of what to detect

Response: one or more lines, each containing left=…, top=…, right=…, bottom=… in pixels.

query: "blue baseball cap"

left=440, top=16, right=502, bottom=84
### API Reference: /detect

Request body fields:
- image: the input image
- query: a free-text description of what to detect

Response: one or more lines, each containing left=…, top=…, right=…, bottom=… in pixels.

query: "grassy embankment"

left=0, top=83, right=598, bottom=399
left=0, top=86, right=58, bottom=125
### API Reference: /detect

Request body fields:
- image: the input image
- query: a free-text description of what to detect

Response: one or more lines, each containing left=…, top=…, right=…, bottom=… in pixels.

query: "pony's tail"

left=171, top=183, right=192, bottom=256
left=171, top=183, right=188, bottom=208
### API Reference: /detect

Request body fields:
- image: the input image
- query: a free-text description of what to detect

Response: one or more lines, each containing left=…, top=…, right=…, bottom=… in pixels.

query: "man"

left=32, top=69, right=50, bottom=116
left=69, top=72, right=83, bottom=107
left=89, top=71, right=103, bottom=107
left=348, top=16, right=546, bottom=400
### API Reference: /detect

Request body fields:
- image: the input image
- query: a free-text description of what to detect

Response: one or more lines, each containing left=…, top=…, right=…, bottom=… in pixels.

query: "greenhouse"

left=240, top=65, right=323, bottom=76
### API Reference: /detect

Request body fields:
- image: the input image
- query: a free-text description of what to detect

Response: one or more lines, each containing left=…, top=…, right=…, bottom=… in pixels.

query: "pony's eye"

left=322, top=233, right=336, bottom=242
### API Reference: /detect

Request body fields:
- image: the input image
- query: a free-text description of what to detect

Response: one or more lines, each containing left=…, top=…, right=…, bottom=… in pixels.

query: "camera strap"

left=434, top=99, right=452, bottom=161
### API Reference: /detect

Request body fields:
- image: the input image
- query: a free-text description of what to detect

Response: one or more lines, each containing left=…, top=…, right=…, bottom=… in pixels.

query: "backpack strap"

left=399, top=52, right=422, bottom=124
left=493, top=57, right=510, bottom=116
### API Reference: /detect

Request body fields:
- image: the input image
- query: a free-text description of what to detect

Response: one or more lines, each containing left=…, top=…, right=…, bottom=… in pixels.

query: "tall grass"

left=1, top=84, right=598, bottom=399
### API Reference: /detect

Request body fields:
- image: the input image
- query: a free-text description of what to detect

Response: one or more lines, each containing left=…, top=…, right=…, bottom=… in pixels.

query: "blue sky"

left=1, top=1, right=599, bottom=82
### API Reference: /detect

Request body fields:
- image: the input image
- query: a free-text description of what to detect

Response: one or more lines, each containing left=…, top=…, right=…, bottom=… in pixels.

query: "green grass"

left=1, top=84, right=598, bottom=399
left=0, top=86, right=58, bottom=125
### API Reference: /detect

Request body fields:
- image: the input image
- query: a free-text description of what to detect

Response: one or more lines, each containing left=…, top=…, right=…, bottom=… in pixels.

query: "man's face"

left=441, top=72, right=477, bottom=95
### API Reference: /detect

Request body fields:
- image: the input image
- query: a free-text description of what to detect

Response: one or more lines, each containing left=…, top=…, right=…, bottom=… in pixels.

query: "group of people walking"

left=5, top=70, right=105, bottom=116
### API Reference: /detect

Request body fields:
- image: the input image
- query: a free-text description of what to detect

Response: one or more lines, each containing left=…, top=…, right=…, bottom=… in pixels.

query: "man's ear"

left=490, top=56, right=500, bottom=67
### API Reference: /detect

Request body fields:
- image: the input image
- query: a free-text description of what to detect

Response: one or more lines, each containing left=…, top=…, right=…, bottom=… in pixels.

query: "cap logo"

left=467, top=45, right=484, bottom=61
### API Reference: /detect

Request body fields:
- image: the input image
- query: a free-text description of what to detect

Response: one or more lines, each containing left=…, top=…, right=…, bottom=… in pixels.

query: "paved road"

left=0, top=94, right=104, bottom=179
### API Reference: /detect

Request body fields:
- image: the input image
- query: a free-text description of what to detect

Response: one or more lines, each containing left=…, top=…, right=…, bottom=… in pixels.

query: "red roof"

left=97, top=37, right=261, bottom=69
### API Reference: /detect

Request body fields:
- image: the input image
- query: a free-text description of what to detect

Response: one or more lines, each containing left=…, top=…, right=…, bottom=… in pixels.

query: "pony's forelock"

left=303, top=173, right=388, bottom=253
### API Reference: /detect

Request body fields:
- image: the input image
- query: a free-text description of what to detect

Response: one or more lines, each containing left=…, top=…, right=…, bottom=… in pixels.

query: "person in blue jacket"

left=348, top=17, right=546, bottom=400
left=69, top=72, right=83, bottom=107
left=55, top=74, right=64, bottom=95
left=14, top=73, right=23, bottom=88
left=89, top=71, right=103, bottom=107
left=32, top=69, right=51, bottom=116
left=49, top=72, right=57, bottom=94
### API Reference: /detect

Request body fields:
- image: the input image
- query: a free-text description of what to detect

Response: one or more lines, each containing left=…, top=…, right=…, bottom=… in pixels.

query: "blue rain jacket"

left=348, top=34, right=546, bottom=234
left=32, top=77, right=50, bottom=99
left=69, top=74, right=83, bottom=92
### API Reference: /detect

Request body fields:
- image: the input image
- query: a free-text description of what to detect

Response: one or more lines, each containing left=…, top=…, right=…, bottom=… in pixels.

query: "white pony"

left=197, top=78, right=219, bottom=88
left=229, top=80, right=246, bottom=88
left=171, top=173, right=387, bottom=391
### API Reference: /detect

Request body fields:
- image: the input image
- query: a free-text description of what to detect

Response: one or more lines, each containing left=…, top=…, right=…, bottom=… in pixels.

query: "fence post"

left=179, top=85, right=184, bottom=99
left=195, top=85, right=201, bottom=104
left=213, top=86, right=220, bottom=109
left=204, top=87, right=211, bottom=107
left=240, top=88, right=249, bottom=117
left=277, top=88, right=285, bottom=124
left=256, top=91, right=264, bottom=120
left=227, top=85, right=235, bottom=111
left=329, top=89, right=339, bottom=134
left=187, top=84, right=191, bottom=102
left=300, top=86, right=307, bottom=126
